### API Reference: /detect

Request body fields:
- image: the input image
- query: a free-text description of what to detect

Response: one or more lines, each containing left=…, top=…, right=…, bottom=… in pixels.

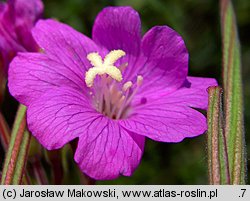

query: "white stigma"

left=85, top=50, right=126, bottom=87
left=122, top=81, right=133, bottom=92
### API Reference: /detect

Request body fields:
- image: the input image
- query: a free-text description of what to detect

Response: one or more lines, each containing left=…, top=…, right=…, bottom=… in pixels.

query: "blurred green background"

left=42, top=0, right=249, bottom=184
left=1, top=0, right=249, bottom=184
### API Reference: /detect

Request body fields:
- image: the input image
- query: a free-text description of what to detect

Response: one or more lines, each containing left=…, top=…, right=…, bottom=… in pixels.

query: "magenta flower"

left=0, top=0, right=43, bottom=74
left=8, top=7, right=217, bottom=180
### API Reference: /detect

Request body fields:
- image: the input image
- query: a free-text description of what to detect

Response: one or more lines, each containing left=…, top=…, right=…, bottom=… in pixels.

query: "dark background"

left=1, top=0, right=249, bottom=184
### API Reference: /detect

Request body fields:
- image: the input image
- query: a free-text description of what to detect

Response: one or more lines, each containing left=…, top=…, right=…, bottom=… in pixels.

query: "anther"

left=136, top=75, right=143, bottom=86
left=122, top=81, right=133, bottom=92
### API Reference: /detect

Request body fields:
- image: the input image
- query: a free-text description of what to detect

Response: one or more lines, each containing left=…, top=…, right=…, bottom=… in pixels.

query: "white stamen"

left=137, top=75, right=143, bottom=86
left=116, top=75, right=144, bottom=119
left=122, top=81, right=133, bottom=92
left=117, top=95, right=125, bottom=107
left=111, top=91, right=122, bottom=105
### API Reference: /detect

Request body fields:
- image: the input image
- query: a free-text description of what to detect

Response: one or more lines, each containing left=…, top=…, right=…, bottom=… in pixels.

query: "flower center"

left=85, top=50, right=143, bottom=119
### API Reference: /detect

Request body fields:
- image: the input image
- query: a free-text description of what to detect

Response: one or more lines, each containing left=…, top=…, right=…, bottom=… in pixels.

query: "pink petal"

left=120, top=77, right=217, bottom=142
left=121, top=77, right=216, bottom=142
left=10, top=0, right=43, bottom=51
left=32, top=19, right=103, bottom=72
left=166, top=76, right=218, bottom=109
left=0, top=1, right=25, bottom=72
left=27, top=87, right=99, bottom=150
left=92, top=6, right=141, bottom=80
left=75, top=120, right=145, bottom=180
left=0, top=34, right=25, bottom=73
left=8, top=53, right=86, bottom=105
left=137, top=26, right=189, bottom=95
left=8, top=19, right=104, bottom=106
left=9, top=0, right=43, bottom=27
left=120, top=104, right=207, bottom=143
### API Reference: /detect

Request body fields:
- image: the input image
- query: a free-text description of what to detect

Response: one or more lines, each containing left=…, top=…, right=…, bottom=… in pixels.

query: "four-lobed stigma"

left=85, top=50, right=143, bottom=119
left=85, top=50, right=125, bottom=87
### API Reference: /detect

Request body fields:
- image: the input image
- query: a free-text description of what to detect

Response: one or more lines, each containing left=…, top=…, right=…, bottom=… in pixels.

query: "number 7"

left=241, top=189, right=246, bottom=197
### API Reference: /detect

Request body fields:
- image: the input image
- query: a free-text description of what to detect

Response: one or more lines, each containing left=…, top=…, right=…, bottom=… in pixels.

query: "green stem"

left=207, top=86, right=230, bottom=184
left=1, top=105, right=31, bottom=184
left=220, top=0, right=246, bottom=184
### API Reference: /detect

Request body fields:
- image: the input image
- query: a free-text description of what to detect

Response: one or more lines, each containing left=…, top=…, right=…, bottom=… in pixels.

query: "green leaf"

left=220, top=0, right=247, bottom=184
left=1, top=105, right=31, bottom=184
left=207, top=86, right=230, bottom=184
